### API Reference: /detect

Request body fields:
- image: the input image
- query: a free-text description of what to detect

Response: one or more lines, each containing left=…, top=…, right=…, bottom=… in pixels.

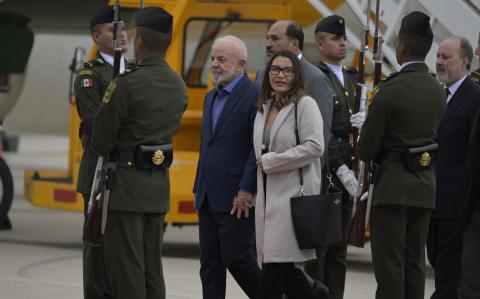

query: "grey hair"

left=455, top=36, right=473, bottom=70
left=212, top=35, right=248, bottom=60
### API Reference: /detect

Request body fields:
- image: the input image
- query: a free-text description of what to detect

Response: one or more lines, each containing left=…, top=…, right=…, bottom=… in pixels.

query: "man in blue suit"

left=193, top=35, right=260, bottom=299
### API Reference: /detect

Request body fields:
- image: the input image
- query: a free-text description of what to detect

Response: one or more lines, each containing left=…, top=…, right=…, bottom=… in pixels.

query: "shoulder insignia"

left=368, top=85, right=380, bottom=105
left=80, top=77, right=94, bottom=88
left=119, top=65, right=140, bottom=77
left=103, top=81, right=117, bottom=104
left=79, top=70, right=93, bottom=76
left=471, top=70, right=480, bottom=84
left=84, top=58, right=104, bottom=68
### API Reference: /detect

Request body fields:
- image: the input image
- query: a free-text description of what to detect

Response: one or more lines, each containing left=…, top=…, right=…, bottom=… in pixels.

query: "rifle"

left=83, top=0, right=122, bottom=246
left=348, top=0, right=382, bottom=248
left=351, top=0, right=370, bottom=169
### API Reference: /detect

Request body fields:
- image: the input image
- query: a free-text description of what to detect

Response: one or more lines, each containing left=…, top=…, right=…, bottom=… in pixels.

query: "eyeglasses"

left=269, top=65, right=295, bottom=76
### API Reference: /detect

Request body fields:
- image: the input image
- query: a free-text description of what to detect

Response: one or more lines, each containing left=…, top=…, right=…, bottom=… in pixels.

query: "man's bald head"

left=265, top=20, right=303, bottom=60
left=212, top=35, right=248, bottom=62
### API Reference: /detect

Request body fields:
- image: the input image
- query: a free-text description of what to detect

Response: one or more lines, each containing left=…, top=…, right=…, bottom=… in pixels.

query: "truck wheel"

left=0, top=157, right=14, bottom=230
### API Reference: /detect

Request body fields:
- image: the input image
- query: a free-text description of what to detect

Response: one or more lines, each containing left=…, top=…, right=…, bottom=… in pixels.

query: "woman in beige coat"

left=254, top=50, right=325, bottom=298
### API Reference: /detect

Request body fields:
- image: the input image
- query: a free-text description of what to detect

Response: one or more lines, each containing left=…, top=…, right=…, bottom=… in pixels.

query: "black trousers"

left=305, top=191, right=352, bottom=299
left=459, top=210, right=480, bottom=299
left=82, top=193, right=107, bottom=299
left=199, top=200, right=260, bottom=299
left=427, top=218, right=462, bottom=299
left=259, top=262, right=315, bottom=299
left=370, top=205, right=431, bottom=299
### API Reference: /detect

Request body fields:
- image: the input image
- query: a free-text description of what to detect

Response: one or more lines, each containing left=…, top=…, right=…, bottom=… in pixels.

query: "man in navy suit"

left=193, top=35, right=260, bottom=299
left=428, top=37, right=480, bottom=299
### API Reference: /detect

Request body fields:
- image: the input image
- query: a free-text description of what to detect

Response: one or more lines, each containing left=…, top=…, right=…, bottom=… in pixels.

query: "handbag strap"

left=294, top=101, right=334, bottom=196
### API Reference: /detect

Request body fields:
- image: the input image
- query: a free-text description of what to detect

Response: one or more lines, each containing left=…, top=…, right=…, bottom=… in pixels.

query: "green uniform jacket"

left=74, top=54, right=117, bottom=195
left=318, top=61, right=357, bottom=172
left=92, top=57, right=188, bottom=213
left=358, top=63, right=446, bottom=209
left=471, top=68, right=480, bottom=85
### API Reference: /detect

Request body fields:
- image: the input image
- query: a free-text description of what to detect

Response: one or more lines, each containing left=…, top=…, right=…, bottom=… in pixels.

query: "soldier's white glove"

left=350, top=111, right=366, bottom=129
left=336, top=164, right=358, bottom=197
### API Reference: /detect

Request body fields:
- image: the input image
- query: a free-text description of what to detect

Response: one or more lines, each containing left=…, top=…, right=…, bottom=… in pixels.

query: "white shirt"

left=99, top=52, right=126, bottom=73
left=445, top=74, right=468, bottom=103
left=324, top=62, right=344, bottom=87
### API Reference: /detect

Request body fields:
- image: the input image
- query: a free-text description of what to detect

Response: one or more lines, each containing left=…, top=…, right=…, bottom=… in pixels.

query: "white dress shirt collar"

left=324, top=62, right=344, bottom=86
left=99, top=52, right=126, bottom=73
left=445, top=74, right=468, bottom=103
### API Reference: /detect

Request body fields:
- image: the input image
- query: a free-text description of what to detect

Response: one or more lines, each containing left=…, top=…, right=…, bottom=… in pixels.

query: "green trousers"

left=103, top=210, right=165, bottom=299
left=370, top=205, right=431, bottom=299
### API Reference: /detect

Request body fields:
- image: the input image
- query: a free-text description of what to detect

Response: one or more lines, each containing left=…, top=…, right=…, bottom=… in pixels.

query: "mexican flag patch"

left=80, top=78, right=93, bottom=88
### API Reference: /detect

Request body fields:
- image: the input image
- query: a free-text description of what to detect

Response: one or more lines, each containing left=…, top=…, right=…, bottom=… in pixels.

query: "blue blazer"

left=193, top=76, right=258, bottom=212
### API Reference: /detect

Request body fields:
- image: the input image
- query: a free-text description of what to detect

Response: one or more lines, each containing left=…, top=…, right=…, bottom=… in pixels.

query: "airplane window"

left=183, top=18, right=272, bottom=87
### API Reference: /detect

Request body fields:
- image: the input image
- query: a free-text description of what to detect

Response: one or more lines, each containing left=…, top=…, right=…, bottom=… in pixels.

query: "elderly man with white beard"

left=193, top=35, right=261, bottom=299
left=427, top=36, right=480, bottom=299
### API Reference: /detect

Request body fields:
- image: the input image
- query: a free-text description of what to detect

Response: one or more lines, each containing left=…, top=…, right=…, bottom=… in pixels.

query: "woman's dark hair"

left=258, top=50, right=306, bottom=113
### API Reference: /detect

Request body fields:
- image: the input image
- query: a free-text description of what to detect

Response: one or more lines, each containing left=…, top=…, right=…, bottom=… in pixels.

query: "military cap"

left=135, top=6, right=173, bottom=33
left=315, top=15, right=346, bottom=36
left=89, top=6, right=121, bottom=29
left=399, top=11, right=433, bottom=37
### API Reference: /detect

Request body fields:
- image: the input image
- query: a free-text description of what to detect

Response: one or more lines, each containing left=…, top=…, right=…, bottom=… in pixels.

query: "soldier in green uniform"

left=358, top=11, right=446, bottom=299
left=74, top=6, right=129, bottom=299
left=471, top=32, right=480, bottom=84
left=304, top=15, right=358, bottom=299
left=92, top=6, right=187, bottom=299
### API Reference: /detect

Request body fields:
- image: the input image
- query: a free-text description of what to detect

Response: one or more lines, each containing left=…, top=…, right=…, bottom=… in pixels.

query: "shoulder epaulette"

left=428, top=70, right=437, bottom=78
left=470, top=69, right=480, bottom=84
left=119, top=64, right=140, bottom=77
left=83, top=57, right=105, bottom=68
left=344, top=66, right=358, bottom=73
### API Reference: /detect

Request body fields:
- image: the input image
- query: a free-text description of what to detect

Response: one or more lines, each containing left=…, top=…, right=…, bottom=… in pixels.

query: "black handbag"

left=290, top=102, right=343, bottom=249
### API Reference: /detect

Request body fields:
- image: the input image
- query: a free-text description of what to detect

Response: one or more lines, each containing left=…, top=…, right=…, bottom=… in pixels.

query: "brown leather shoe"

left=311, top=280, right=329, bottom=299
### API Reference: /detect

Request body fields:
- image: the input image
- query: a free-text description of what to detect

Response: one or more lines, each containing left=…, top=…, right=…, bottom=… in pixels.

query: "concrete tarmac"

left=0, top=135, right=434, bottom=299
